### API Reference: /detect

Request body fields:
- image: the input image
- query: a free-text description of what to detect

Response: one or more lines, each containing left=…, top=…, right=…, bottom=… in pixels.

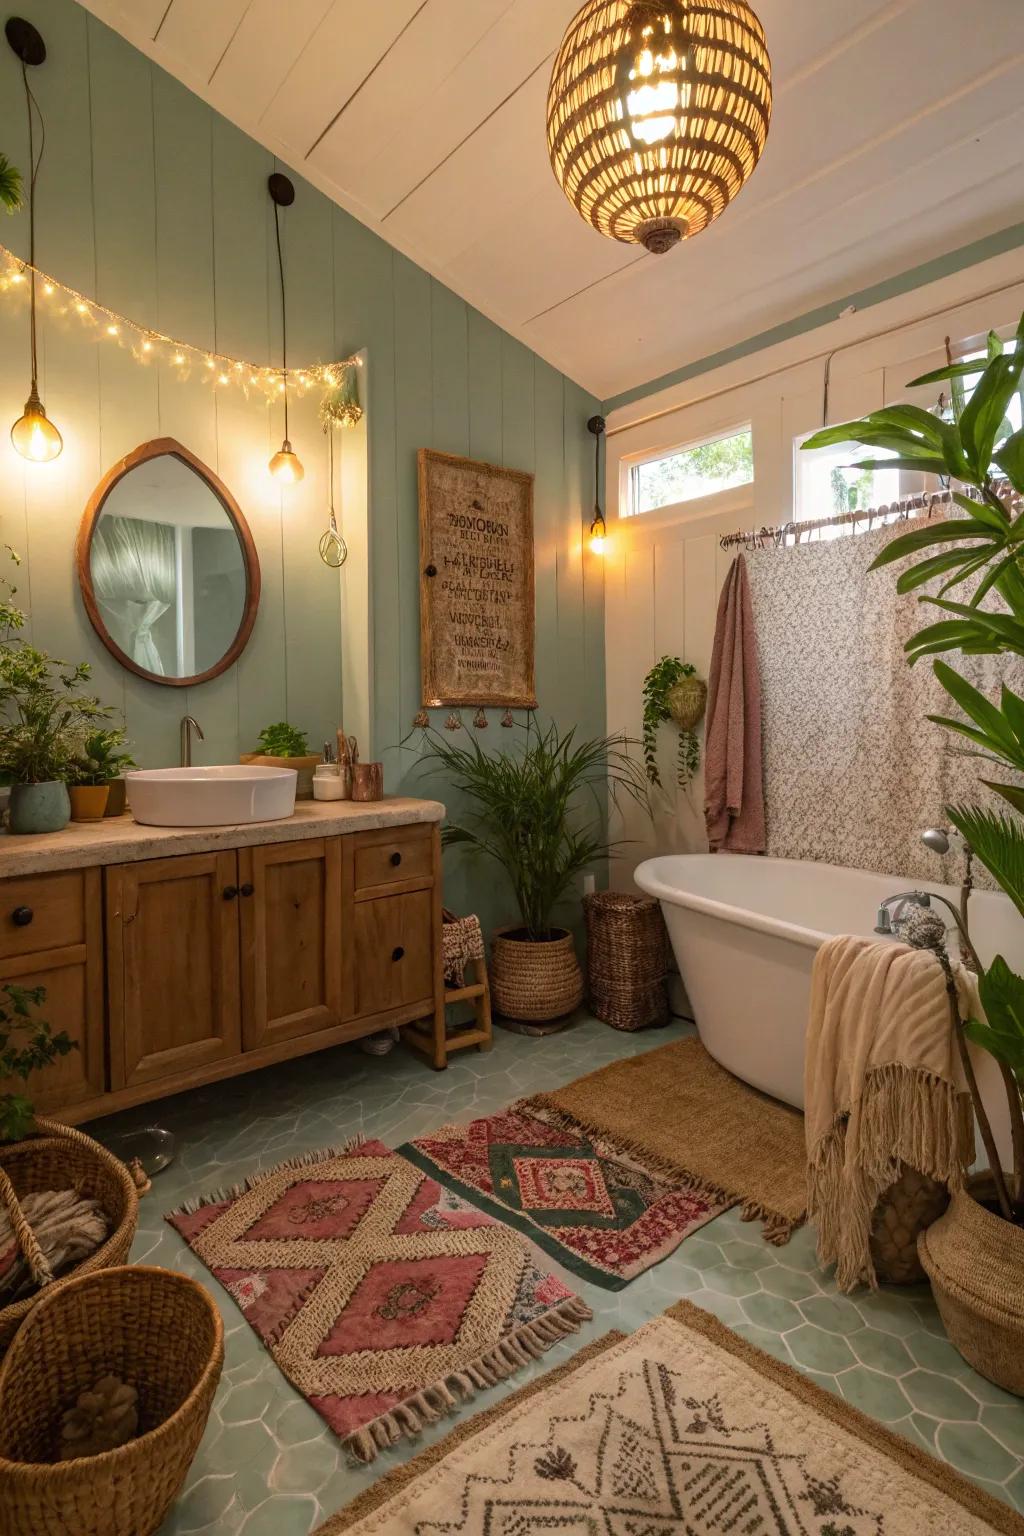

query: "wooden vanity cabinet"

left=0, top=868, right=106, bottom=1112
left=1, top=814, right=444, bottom=1122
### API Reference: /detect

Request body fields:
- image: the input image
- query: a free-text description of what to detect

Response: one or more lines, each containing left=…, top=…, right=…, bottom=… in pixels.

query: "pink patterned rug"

left=167, top=1139, right=591, bottom=1461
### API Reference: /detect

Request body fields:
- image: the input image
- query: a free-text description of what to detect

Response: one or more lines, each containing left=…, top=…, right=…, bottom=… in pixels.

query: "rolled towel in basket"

left=0, top=1188, right=109, bottom=1303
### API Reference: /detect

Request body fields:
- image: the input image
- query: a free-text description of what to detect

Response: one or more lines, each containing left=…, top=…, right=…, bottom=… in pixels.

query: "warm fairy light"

left=11, top=388, right=63, bottom=463
left=268, top=440, right=304, bottom=485
left=0, top=241, right=361, bottom=412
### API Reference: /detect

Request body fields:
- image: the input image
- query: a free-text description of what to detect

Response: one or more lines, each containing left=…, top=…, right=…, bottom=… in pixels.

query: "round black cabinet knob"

left=390, top=851, right=402, bottom=867
left=391, top=946, right=405, bottom=962
left=240, top=883, right=255, bottom=897
left=11, top=906, right=33, bottom=927
left=424, top=564, right=437, bottom=578
left=222, top=885, right=239, bottom=901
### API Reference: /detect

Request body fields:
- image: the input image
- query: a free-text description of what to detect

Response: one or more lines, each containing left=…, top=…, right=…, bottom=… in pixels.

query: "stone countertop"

left=0, top=797, right=446, bottom=878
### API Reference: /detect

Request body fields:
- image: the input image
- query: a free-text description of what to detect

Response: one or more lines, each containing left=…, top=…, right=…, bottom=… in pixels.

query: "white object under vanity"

left=0, top=797, right=448, bottom=1122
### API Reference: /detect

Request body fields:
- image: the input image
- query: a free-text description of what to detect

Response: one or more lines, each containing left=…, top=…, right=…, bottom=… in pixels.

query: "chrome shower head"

left=921, top=826, right=950, bottom=856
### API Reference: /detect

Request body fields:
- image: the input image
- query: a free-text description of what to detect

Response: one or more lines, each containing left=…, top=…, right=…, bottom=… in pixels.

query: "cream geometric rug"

left=317, top=1299, right=1024, bottom=1534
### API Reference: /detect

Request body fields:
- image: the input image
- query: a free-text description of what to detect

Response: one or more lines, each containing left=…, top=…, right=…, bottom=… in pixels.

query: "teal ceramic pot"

left=8, top=780, right=71, bottom=835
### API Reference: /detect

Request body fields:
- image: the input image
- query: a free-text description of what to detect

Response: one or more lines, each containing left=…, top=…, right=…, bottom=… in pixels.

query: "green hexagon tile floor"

left=86, top=1016, right=1024, bottom=1536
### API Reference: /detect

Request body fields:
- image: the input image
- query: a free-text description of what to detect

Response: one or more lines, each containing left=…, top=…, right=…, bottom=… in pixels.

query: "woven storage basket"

left=918, top=1175, right=1024, bottom=1394
left=0, top=1265, right=224, bottom=1536
left=870, top=1166, right=949, bottom=1285
left=491, top=927, right=583, bottom=1023
left=0, top=1119, right=139, bottom=1357
left=583, top=891, right=670, bottom=1032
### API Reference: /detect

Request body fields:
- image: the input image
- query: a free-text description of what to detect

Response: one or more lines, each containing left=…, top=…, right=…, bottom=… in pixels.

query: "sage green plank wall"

left=0, top=0, right=605, bottom=931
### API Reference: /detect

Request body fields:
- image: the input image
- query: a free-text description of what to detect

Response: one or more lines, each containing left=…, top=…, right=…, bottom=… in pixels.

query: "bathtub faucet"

left=874, top=891, right=931, bottom=935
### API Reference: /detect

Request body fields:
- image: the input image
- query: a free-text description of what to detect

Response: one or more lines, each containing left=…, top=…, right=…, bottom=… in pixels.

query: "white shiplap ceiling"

left=77, top=0, right=1024, bottom=401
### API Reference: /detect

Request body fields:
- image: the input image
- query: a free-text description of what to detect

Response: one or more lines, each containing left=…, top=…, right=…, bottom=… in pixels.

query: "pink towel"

left=704, top=554, right=765, bottom=853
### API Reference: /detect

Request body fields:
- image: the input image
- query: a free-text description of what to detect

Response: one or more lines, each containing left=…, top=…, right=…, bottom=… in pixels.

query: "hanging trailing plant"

left=0, top=154, right=22, bottom=214
left=641, top=655, right=706, bottom=789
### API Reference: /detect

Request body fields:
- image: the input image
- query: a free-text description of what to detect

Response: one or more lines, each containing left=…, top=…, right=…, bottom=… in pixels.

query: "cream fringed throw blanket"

left=806, top=935, right=977, bottom=1291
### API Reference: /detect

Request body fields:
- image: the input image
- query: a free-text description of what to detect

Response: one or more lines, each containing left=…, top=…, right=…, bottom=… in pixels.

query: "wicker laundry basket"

left=584, top=891, right=670, bottom=1032
left=0, top=1265, right=224, bottom=1536
left=870, top=1166, right=950, bottom=1285
left=0, top=1119, right=139, bottom=1356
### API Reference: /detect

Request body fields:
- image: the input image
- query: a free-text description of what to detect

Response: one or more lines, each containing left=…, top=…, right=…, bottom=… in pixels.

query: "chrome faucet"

left=874, top=890, right=931, bottom=935
left=180, top=716, right=204, bottom=767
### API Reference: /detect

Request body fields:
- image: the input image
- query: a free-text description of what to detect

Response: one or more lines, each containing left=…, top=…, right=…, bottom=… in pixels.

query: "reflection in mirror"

left=78, top=440, right=260, bottom=687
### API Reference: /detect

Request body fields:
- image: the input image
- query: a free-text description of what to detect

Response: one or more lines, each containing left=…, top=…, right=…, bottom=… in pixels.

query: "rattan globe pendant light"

left=547, top=0, right=771, bottom=254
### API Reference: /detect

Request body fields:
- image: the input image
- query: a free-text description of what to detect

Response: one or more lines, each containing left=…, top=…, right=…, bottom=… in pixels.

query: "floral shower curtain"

left=91, top=514, right=176, bottom=675
left=745, top=519, right=1024, bottom=887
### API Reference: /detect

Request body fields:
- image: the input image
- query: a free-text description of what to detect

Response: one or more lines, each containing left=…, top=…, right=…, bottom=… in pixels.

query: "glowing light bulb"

left=142, top=339, right=153, bottom=353
left=11, top=388, right=63, bottom=462
left=43, top=282, right=53, bottom=295
left=268, top=440, right=304, bottom=485
left=588, top=511, right=607, bottom=555
left=622, top=16, right=688, bottom=147
left=76, top=302, right=88, bottom=315
left=106, top=323, right=119, bottom=336
left=218, top=372, right=229, bottom=385
left=11, top=272, right=24, bottom=286
left=173, top=353, right=185, bottom=365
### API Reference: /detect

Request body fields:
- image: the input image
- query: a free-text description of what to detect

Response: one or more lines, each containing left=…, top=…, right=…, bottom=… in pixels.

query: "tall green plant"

left=802, top=315, right=1024, bottom=1220
left=0, top=153, right=22, bottom=214
left=415, top=718, right=647, bottom=940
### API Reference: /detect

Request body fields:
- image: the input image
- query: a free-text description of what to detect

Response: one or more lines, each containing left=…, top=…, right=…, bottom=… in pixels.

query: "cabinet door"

left=0, top=868, right=106, bottom=1112
left=348, top=891, right=434, bottom=1021
left=106, top=853, right=242, bottom=1089
left=238, top=838, right=342, bottom=1051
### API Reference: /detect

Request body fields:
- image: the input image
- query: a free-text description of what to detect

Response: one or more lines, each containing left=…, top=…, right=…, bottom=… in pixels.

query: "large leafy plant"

left=415, top=718, right=647, bottom=940
left=0, top=549, right=111, bottom=784
left=803, top=316, right=1024, bottom=1222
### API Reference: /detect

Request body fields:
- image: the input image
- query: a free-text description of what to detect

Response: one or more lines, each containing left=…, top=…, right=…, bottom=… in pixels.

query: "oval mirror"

left=76, top=438, right=260, bottom=687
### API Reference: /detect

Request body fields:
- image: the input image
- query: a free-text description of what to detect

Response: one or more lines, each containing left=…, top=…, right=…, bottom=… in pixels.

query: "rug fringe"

left=516, top=1095, right=804, bottom=1245
left=165, top=1134, right=369, bottom=1218
left=343, top=1296, right=593, bottom=1466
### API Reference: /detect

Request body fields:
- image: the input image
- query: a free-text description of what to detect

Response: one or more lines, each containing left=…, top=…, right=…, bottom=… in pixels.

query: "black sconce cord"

left=273, top=197, right=289, bottom=442
left=21, top=59, right=45, bottom=392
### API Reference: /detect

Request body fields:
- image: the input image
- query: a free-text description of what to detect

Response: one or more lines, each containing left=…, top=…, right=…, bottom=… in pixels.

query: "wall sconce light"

left=587, top=414, right=607, bottom=554
left=7, top=17, right=63, bottom=463
left=267, top=172, right=304, bottom=486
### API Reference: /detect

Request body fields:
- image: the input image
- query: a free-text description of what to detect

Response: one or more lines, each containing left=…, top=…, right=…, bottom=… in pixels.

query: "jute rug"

left=519, top=1037, right=807, bottom=1243
left=167, top=1139, right=590, bottom=1462
left=315, top=1299, right=1024, bottom=1535
left=400, top=1105, right=729, bottom=1290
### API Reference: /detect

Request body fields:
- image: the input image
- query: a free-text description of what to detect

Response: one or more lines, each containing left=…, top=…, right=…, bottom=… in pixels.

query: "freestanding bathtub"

left=634, top=854, right=1020, bottom=1167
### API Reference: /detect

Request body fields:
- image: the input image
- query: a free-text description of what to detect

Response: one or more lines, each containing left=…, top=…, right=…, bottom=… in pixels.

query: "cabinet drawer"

left=1, top=871, right=88, bottom=961
left=350, top=891, right=434, bottom=1018
left=352, top=828, right=433, bottom=894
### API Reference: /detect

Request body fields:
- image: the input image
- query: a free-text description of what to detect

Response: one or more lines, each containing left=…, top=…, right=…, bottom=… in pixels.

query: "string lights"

left=0, top=240, right=362, bottom=413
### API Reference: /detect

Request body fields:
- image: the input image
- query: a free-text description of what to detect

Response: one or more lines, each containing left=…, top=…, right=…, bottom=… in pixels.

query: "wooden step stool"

left=404, top=911, right=492, bottom=1070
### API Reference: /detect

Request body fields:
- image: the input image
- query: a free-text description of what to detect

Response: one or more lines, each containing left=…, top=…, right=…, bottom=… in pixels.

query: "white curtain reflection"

left=91, top=514, right=176, bottom=675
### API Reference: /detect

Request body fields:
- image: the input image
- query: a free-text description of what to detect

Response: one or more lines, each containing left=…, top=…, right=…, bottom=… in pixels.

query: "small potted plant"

left=416, top=718, right=647, bottom=1027
left=66, top=728, right=135, bottom=822
left=641, top=655, right=706, bottom=789
left=0, top=549, right=112, bottom=834
left=0, top=984, right=76, bottom=1147
left=241, top=721, right=319, bottom=799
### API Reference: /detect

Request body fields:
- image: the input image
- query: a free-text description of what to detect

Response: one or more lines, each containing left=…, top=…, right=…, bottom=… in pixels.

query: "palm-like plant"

left=0, top=153, right=23, bottom=214
left=414, top=718, right=647, bottom=940
left=803, top=315, right=1024, bottom=1224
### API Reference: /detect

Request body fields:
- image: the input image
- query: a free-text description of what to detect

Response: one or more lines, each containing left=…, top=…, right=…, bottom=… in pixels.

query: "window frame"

left=621, top=420, right=755, bottom=528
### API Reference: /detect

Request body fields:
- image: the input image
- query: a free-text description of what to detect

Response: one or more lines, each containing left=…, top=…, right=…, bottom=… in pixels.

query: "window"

left=628, top=425, right=753, bottom=516
left=794, top=433, right=901, bottom=532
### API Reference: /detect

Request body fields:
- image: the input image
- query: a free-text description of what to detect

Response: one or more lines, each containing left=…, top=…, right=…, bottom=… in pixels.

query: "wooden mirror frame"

left=76, top=437, right=261, bottom=688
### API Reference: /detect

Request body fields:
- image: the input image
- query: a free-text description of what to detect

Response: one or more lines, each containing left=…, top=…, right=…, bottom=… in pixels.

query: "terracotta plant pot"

left=239, top=752, right=319, bottom=800
left=490, top=926, right=584, bottom=1024
left=69, top=784, right=110, bottom=822
left=917, top=1174, right=1024, bottom=1395
left=8, top=781, right=70, bottom=835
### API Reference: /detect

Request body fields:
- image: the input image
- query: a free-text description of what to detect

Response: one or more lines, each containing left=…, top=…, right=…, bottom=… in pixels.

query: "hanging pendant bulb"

left=268, top=438, right=304, bottom=484
left=267, top=172, right=302, bottom=488
left=7, top=17, right=63, bottom=462
left=11, top=383, right=62, bottom=462
left=587, top=414, right=607, bottom=555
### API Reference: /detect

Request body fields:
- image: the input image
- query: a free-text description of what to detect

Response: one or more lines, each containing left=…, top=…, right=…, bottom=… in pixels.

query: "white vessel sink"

left=125, top=766, right=297, bottom=827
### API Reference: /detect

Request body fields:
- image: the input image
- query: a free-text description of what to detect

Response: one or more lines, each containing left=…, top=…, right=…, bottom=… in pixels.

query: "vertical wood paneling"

left=653, top=541, right=686, bottom=659
left=0, top=0, right=605, bottom=933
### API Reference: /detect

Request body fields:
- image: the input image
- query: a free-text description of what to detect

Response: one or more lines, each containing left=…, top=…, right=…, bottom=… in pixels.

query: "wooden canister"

left=352, top=762, right=384, bottom=802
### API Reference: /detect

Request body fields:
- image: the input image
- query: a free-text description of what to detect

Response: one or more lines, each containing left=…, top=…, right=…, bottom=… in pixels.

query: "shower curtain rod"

left=719, top=478, right=1023, bottom=552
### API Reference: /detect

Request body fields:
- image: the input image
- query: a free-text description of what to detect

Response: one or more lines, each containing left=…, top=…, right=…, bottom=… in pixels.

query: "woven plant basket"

left=667, top=676, right=707, bottom=731
left=491, top=927, right=583, bottom=1023
left=0, top=1265, right=223, bottom=1536
left=870, top=1166, right=949, bottom=1286
left=0, top=1119, right=139, bottom=1357
left=583, top=891, right=669, bottom=1032
left=918, top=1175, right=1024, bottom=1394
